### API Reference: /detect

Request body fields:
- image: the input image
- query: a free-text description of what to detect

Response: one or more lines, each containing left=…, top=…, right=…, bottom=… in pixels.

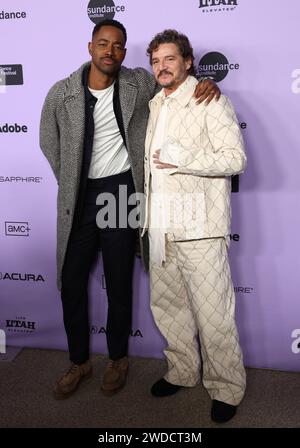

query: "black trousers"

left=61, top=170, right=137, bottom=364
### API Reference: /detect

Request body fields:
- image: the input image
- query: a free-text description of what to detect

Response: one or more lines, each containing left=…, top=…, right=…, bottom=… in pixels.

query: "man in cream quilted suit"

left=143, top=30, right=247, bottom=423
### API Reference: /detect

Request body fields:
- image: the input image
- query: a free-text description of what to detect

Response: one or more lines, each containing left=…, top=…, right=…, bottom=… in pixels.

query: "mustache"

left=100, top=56, right=115, bottom=62
left=158, top=69, right=172, bottom=77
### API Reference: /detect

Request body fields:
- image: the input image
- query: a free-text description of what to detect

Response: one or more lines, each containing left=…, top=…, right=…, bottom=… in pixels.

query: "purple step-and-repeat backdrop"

left=0, top=0, right=299, bottom=371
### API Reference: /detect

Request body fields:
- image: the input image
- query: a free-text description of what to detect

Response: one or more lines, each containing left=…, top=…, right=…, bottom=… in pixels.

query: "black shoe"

left=151, top=378, right=182, bottom=397
left=211, top=399, right=237, bottom=423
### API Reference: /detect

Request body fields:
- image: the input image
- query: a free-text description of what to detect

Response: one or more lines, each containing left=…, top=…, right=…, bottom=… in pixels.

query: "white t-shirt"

left=88, top=83, right=130, bottom=179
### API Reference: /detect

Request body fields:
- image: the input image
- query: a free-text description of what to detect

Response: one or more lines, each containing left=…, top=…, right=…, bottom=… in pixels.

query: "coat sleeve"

left=39, top=82, right=63, bottom=182
left=174, top=95, right=247, bottom=177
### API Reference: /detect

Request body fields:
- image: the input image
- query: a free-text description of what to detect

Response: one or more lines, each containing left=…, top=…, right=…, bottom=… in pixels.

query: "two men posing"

left=40, top=19, right=246, bottom=423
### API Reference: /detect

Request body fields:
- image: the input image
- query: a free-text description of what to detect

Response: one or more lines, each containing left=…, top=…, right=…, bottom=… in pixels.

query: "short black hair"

left=92, top=19, right=127, bottom=44
left=147, top=29, right=195, bottom=76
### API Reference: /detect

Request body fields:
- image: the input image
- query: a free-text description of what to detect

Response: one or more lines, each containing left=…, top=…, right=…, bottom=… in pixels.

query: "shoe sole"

left=53, top=370, right=93, bottom=400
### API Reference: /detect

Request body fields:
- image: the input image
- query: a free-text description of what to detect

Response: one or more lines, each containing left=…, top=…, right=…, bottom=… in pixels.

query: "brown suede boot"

left=53, top=360, right=92, bottom=400
left=101, top=357, right=129, bottom=396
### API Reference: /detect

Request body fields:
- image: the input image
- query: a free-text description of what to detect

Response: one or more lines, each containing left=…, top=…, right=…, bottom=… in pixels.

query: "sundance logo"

left=5, top=222, right=30, bottom=237
left=0, top=65, right=23, bottom=85
left=0, top=273, right=45, bottom=282
left=0, top=10, right=26, bottom=20
left=87, top=0, right=125, bottom=24
left=198, top=52, right=239, bottom=82
left=199, top=0, right=238, bottom=13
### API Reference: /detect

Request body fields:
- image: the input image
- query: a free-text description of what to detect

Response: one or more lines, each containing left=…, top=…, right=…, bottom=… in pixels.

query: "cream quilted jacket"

left=143, top=76, right=246, bottom=241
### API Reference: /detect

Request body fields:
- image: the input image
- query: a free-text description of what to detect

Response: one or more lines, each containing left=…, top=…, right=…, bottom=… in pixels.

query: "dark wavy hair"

left=147, top=29, right=195, bottom=76
left=92, top=19, right=127, bottom=44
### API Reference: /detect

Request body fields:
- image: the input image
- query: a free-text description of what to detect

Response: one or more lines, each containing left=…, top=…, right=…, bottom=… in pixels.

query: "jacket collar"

left=149, top=75, right=198, bottom=108
left=63, top=62, right=138, bottom=100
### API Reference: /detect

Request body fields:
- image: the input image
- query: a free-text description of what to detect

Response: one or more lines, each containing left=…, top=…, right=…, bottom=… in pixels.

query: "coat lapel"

left=118, top=74, right=137, bottom=143
left=64, top=90, right=85, bottom=182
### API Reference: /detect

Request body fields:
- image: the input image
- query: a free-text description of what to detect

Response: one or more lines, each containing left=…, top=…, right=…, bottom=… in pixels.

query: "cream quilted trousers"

left=150, top=237, right=246, bottom=406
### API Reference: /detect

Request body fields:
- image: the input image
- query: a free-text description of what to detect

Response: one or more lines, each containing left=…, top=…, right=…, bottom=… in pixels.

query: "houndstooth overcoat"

left=40, top=62, right=157, bottom=289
